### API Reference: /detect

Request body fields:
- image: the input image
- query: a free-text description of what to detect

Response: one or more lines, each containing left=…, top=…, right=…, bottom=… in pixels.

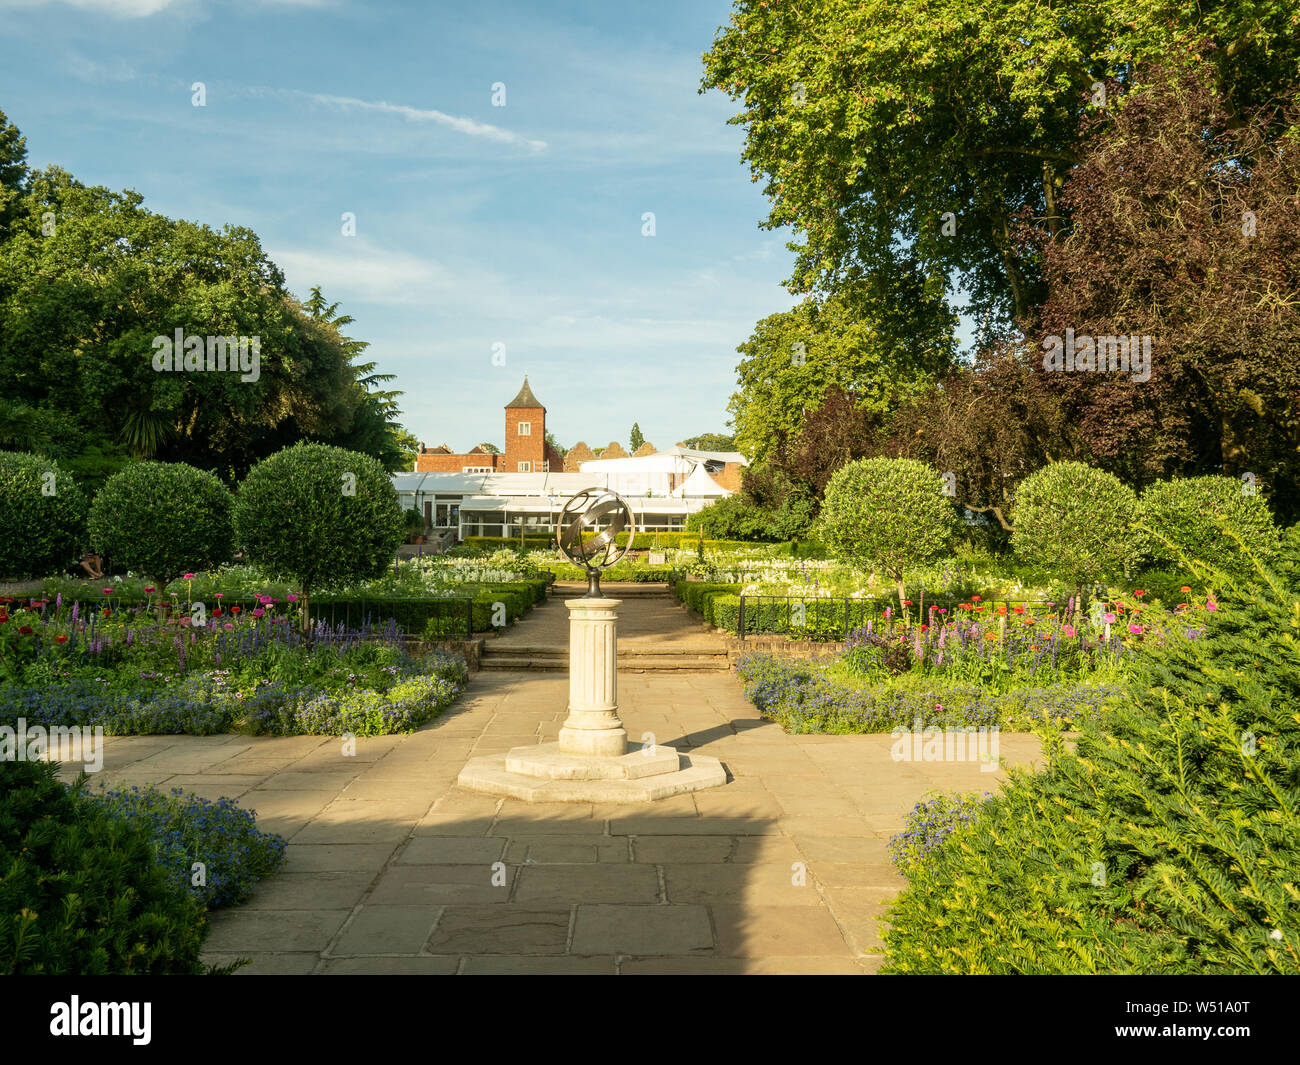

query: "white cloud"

left=0, top=0, right=178, bottom=13
left=297, top=92, right=546, bottom=152
left=0, top=0, right=329, bottom=14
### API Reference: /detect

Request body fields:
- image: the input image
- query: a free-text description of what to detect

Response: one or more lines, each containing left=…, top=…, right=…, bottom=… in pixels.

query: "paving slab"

left=427, top=907, right=572, bottom=954
left=73, top=592, right=1048, bottom=975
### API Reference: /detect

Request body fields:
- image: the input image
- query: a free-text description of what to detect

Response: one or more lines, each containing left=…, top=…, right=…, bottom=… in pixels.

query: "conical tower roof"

left=505, top=375, right=544, bottom=410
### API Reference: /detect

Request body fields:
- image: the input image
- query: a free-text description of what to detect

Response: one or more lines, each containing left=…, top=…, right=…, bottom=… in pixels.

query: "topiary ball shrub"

left=91, top=786, right=286, bottom=909
left=1140, top=475, right=1281, bottom=576
left=87, top=460, right=233, bottom=581
left=880, top=558, right=1300, bottom=974
left=233, top=442, right=404, bottom=604
left=0, top=760, right=208, bottom=975
left=1012, top=461, right=1143, bottom=595
left=816, top=457, right=958, bottom=603
left=0, top=452, right=88, bottom=580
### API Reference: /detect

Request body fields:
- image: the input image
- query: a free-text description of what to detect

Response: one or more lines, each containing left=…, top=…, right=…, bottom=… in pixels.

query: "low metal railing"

left=736, top=594, right=1072, bottom=641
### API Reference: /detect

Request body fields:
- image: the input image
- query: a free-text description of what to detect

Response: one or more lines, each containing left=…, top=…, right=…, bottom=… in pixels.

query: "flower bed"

left=0, top=596, right=469, bottom=736
left=90, top=785, right=286, bottom=908
left=735, top=651, right=1121, bottom=732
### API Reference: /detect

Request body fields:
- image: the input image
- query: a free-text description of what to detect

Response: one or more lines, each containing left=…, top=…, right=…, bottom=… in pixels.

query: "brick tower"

left=504, top=376, right=547, bottom=472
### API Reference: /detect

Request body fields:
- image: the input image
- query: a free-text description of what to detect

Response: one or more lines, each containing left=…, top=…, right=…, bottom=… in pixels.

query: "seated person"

left=78, top=551, right=104, bottom=579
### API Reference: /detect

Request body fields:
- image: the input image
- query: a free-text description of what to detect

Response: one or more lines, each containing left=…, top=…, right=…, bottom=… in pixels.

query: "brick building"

left=415, top=376, right=565, bottom=474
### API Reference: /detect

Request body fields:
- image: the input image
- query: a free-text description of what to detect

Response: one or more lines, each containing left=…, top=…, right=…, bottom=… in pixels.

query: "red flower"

left=971, top=595, right=982, bottom=602
left=1133, top=590, right=1145, bottom=597
left=55, top=634, right=68, bottom=644
left=102, top=608, right=111, bottom=617
left=232, top=606, right=242, bottom=614
left=18, top=625, right=33, bottom=635
left=1013, top=605, right=1025, bottom=614
left=996, top=605, right=1007, bottom=615
left=1180, top=585, right=1191, bottom=594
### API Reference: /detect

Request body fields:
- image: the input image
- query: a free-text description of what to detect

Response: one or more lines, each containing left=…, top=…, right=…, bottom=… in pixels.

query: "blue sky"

left=0, top=0, right=803, bottom=454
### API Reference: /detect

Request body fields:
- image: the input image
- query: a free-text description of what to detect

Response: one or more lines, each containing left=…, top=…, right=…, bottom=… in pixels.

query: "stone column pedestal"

left=557, top=598, right=626, bottom=757
left=456, top=591, right=728, bottom=803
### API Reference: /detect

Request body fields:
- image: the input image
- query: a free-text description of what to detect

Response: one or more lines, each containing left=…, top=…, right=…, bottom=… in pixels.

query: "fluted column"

left=557, top=597, right=625, bottom=757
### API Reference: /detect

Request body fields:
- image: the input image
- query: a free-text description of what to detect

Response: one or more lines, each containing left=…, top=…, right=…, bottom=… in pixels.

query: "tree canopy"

left=0, top=108, right=416, bottom=490
left=703, top=0, right=1300, bottom=329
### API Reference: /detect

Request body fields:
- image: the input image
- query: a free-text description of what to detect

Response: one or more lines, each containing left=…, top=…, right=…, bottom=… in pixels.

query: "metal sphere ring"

left=557, top=489, right=635, bottom=569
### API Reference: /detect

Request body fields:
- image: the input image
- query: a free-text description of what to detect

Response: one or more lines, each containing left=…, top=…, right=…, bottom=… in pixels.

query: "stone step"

left=550, top=583, right=672, bottom=599
left=479, top=646, right=731, bottom=672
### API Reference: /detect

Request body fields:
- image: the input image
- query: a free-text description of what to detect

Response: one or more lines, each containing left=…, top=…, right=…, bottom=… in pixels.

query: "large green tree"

left=729, top=283, right=954, bottom=462
left=0, top=110, right=412, bottom=484
left=703, top=1, right=1300, bottom=330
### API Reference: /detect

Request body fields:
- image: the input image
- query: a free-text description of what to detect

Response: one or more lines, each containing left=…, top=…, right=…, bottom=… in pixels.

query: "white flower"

left=1270, top=928, right=1284, bottom=941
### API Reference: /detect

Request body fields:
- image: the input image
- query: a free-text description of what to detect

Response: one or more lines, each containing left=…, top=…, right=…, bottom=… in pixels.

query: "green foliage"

left=703, top=0, right=1299, bottom=331
left=889, top=792, right=993, bottom=873
left=0, top=760, right=208, bottom=974
left=685, top=496, right=778, bottom=541
left=1140, top=475, right=1281, bottom=575
left=1012, top=462, right=1143, bottom=591
left=728, top=287, right=953, bottom=463
left=629, top=422, right=645, bottom=453
left=0, top=451, right=88, bottom=580
left=881, top=565, right=1300, bottom=974
left=87, top=461, right=233, bottom=581
left=681, top=432, right=736, bottom=452
left=673, top=581, right=743, bottom=626
left=0, top=114, right=410, bottom=480
left=233, top=442, right=404, bottom=598
left=817, top=458, right=958, bottom=600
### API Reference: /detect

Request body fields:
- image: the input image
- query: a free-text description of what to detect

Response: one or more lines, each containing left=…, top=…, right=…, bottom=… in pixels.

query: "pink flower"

left=144, top=585, right=155, bottom=594
left=1207, top=599, right=1219, bottom=612
left=215, top=592, right=224, bottom=599
left=252, top=608, right=266, bottom=618
left=1128, top=624, right=1142, bottom=635
left=287, top=594, right=299, bottom=602
left=1103, top=612, right=1116, bottom=624
left=102, top=588, right=114, bottom=595
left=183, top=573, right=195, bottom=580
left=1063, top=624, right=1076, bottom=637
left=223, top=623, right=234, bottom=630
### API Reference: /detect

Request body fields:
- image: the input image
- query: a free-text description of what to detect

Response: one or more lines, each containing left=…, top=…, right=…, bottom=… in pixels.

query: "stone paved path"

left=65, top=594, right=1044, bottom=974
left=491, top=582, right=729, bottom=650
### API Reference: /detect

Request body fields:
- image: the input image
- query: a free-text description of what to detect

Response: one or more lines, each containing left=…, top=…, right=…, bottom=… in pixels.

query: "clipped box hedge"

left=46, top=580, right=549, bottom=637
left=673, top=580, right=742, bottom=626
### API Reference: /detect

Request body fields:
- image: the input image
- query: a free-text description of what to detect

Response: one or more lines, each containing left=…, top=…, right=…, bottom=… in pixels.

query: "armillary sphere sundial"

left=557, top=488, right=634, bottom=598
left=455, top=487, right=727, bottom=802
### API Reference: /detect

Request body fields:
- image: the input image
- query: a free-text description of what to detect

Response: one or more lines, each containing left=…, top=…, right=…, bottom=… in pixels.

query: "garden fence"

left=735, top=594, right=1074, bottom=641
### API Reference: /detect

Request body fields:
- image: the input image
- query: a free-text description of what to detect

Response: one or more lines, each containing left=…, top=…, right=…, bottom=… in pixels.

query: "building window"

left=517, top=421, right=531, bottom=436
left=462, top=466, right=493, bottom=473
left=541, top=460, right=549, bottom=472
left=518, top=461, right=531, bottom=472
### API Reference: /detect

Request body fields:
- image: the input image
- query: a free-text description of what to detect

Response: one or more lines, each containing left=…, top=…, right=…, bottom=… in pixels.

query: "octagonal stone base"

left=507, top=741, right=681, bottom=780
left=457, top=742, right=728, bottom=803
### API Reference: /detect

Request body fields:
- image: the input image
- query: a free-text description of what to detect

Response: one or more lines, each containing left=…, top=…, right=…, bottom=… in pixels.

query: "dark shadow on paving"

left=201, top=791, right=867, bottom=975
